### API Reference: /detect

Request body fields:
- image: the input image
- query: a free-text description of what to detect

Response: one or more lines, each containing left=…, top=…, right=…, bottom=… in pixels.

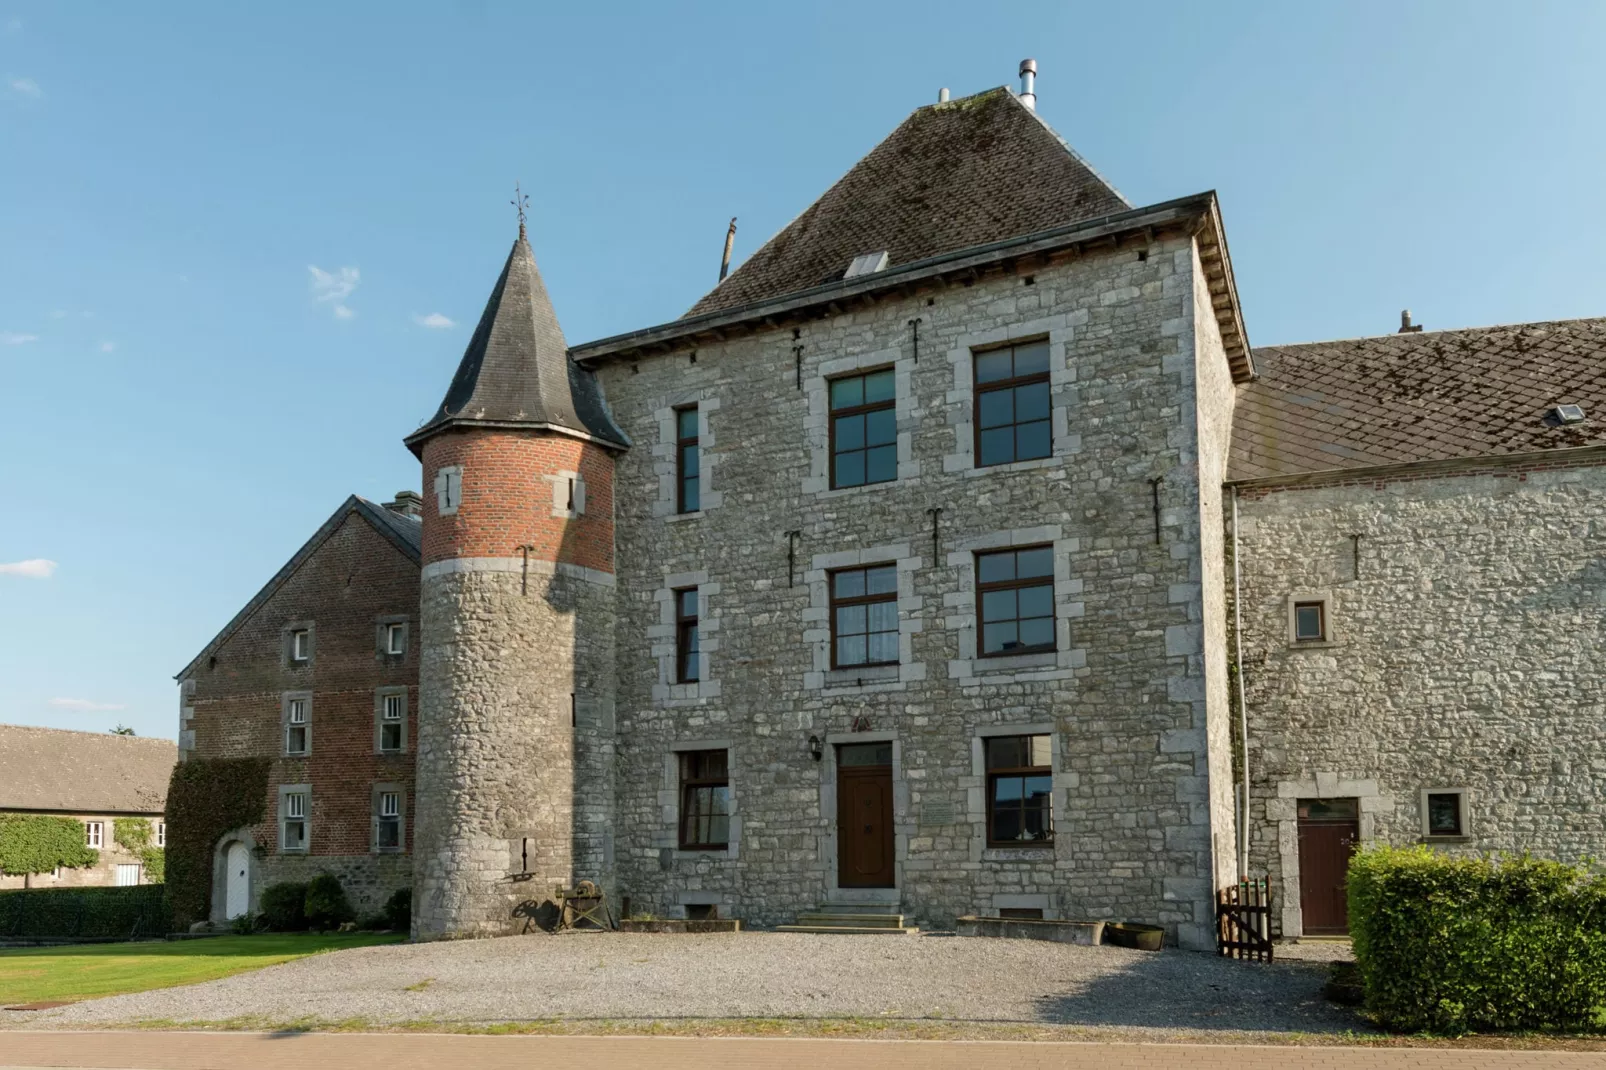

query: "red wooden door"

left=1298, top=800, right=1359, bottom=935
left=837, top=764, right=894, bottom=888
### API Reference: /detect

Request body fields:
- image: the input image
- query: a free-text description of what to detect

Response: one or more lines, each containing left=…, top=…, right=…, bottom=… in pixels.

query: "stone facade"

left=1234, top=458, right=1606, bottom=936
left=594, top=234, right=1238, bottom=948
left=0, top=811, right=165, bottom=891
left=177, top=502, right=419, bottom=921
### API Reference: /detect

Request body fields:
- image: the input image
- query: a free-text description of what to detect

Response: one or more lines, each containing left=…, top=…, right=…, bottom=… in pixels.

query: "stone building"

left=176, top=494, right=422, bottom=922
left=0, top=724, right=173, bottom=889
left=181, top=64, right=1603, bottom=945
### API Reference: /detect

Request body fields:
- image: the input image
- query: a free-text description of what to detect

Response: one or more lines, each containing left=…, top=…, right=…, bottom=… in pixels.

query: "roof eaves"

left=1226, top=441, right=1606, bottom=490
left=403, top=415, right=631, bottom=454
left=572, top=193, right=1222, bottom=366
left=173, top=496, right=420, bottom=681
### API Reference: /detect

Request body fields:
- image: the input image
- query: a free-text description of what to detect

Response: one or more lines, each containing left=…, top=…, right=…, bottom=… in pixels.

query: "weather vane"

left=511, top=182, right=530, bottom=237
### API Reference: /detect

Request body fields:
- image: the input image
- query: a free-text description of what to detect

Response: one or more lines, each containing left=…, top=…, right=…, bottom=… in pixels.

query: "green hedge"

left=0, top=884, right=170, bottom=940
left=1349, top=845, right=1606, bottom=1033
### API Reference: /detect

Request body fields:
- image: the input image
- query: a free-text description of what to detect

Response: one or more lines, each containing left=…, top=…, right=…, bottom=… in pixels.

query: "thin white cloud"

left=49, top=697, right=126, bottom=712
left=414, top=312, right=455, bottom=329
left=99, top=341, right=117, bottom=353
left=8, top=76, right=41, bottom=98
left=0, top=558, right=57, bottom=578
left=308, top=265, right=359, bottom=319
left=1, top=331, right=38, bottom=345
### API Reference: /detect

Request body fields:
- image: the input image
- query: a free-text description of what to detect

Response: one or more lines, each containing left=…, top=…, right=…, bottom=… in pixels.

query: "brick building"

left=0, top=725, right=173, bottom=890
left=176, top=494, right=421, bottom=922
left=181, top=63, right=1603, bottom=944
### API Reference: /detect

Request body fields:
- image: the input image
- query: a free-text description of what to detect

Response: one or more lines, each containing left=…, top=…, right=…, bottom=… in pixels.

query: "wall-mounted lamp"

left=808, top=735, right=823, bottom=762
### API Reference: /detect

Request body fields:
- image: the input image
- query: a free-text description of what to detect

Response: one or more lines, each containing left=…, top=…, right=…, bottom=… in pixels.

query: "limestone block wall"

left=597, top=233, right=1238, bottom=947
left=1236, top=460, right=1606, bottom=935
left=411, top=563, right=616, bottom=938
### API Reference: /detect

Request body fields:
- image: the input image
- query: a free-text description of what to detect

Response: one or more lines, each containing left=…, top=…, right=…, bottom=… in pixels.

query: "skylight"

left=844, top=251, right=889, bottom=279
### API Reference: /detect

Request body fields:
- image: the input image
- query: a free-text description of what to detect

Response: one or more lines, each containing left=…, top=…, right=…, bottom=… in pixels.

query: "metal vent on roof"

left=844, top=251, right=889, bottom=279
left=1550, top=404, right=1586, bottom=425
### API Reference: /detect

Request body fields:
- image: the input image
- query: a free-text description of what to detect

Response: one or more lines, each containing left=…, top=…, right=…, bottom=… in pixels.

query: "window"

left=379, top=692, right=405, bottom=752
left=154, top=822, right=165, bottom=848
left=1294, top=601, right=1326, bottom=642
left=375, top=790, right=402, bottom=852
left=285, top=696, right=309, bottom=755
left=675, top=406, right=700, bottom=513
left=1423, top=789, right=1468, bottom=838
left=830, top=564, right=899, bottom=668
left=289, top=628, right=311, bottom=662
left=829, top=368, right=897, bottom=488
left=115, top=863, right=142, bottom=886
left=678, top=750, right=730, bottom=850
left=385, top=622, right=406, bottom=656
left=675, top=587, right=700, bottom=683
left=986, top=735, right=1053, bottom=846
left=976, top=546, right=1056, bottom=656
left=434, top=465, right=462, bottom=515
left=975, top=340, right=1051, bottom=466
left=84, top=821, right=103, bottom=849
left=281, top=790, right=307, bottom=852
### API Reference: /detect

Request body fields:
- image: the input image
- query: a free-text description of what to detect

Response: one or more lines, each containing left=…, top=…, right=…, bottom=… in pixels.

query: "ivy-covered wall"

left=0, top=815, right=98, bottom=881
left=165, top=756, right=271, bottom=926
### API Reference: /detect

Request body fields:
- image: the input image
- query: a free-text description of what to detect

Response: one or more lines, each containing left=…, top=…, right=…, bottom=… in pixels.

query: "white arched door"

left=224, top=842, right=249, bottom=919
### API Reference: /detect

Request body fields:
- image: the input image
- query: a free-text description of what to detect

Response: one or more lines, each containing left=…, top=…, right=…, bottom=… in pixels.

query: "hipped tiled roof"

left=407, top=230, right=626, bottom=453
left=0, top=725, right=174, bottom=814
left=687, top=87, right=1130, bottom=316
left=1229, top=317, right=1606, bottom=481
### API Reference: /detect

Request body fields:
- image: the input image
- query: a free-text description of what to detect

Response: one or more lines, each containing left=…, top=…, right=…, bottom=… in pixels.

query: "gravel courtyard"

left=9, top=932, right=1364, bottom=1036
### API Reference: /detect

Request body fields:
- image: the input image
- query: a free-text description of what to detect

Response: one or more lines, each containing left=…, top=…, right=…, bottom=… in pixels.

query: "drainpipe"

left=1231, top=485, right=1251, bottom=879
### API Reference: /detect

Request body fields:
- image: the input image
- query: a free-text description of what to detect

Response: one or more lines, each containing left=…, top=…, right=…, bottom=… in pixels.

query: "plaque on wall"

left=922, top=801, right=957, bottom=825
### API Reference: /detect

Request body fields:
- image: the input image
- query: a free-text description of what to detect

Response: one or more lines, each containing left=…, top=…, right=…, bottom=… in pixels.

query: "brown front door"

left=1298, top=798, right=1359, bottom=935
left=837, top=742, right=894, bottom=888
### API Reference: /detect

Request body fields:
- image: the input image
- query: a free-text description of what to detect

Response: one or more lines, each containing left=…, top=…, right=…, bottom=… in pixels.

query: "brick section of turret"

left=420, top=432, right=614, bottom=573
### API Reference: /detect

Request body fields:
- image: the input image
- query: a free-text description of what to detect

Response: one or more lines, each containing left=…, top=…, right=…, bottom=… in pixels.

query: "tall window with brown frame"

left=976, top=545, right=1055, bottom=656
left=830, top=563, right=899, bottom=668
left=829, top=368, right=896, bottom=488
left=985, top=735, right=1053, bottom=846
left=679, top=749, right=730, bottom=850
left=674, top=587, right=700, bottom=683
left=674, top=406, right=700, bottom=513
left=974, top=340, right=1051, bottom=467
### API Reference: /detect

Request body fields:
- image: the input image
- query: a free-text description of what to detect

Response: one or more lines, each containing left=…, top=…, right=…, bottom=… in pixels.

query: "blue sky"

left=2, top=2, right=1603, bottom=739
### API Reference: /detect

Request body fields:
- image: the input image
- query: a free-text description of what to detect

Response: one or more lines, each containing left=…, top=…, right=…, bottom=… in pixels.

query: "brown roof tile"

left=1229, top=317, right=1606, bottom=481
left=685, top=87, right=1129, bottom=317
left=0, top=724, right=174, bottom=814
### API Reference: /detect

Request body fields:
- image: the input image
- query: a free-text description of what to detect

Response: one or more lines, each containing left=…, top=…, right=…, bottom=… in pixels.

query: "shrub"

left=0, top=884, right=169, bottom=939
left=383, top=887, right=411, bottom=933
left=1348, top=845, right=1606, bottom=1033
left=0, top=815, right=99, bottom=878
left=229, top=911, right=259, bottom=935
left=258, top=881, right=308, bottom=932
left=303, top=873, right=354, bottom=931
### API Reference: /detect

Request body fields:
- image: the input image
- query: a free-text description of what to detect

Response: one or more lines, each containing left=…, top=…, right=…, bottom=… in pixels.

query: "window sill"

left=825, top=664, right=901, bottom=686
left=965, top=455, right=1061, bottom=477
left=1421, top=835, right=1472, bottom=845
left=665, top=510, right=706, bottom=524
left=982, top=846, right=1055, bottom=862
left=1287, top=640, right=1341, bottom=650
left=675, top=847, right=730, bottom=859
left=814, top=479, right=901, bottom=501
left=278, top=849, right=309, bottom=856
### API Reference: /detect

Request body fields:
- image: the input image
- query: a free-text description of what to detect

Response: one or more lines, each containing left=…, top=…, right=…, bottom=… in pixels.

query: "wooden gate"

left=1217, top=878, right=1274, bottom=962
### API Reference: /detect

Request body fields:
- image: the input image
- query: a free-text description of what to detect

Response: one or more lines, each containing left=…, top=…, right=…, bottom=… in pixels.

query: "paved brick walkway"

left=3, top=1032, right=1605, bottom=1069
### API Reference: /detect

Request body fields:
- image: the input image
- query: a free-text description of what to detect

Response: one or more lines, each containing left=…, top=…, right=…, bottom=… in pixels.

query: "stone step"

left=795, top=913, right=906, bottom=928
left=774, top=924, right=919, bottom=935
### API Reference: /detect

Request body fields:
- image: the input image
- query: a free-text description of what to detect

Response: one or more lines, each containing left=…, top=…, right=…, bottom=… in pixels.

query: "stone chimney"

left=384, top=490, right=423, bottom=518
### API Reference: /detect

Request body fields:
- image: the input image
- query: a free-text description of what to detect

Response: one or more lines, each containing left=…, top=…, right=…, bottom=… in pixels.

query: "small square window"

left=1424, top=790, right=1467, bottom=838
left=435, top=465, right=462, bottom=515
left=1293, top=601, right=1326, bottom=642
left=290, top=629, right=311, bottom=662
left=85, top=821, right=103, bottom=849
left=386, top=623, right=406, bottom=656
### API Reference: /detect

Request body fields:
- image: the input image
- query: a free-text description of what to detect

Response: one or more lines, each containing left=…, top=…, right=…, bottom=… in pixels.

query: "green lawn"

left=0, top=932, right=403, bottom=1004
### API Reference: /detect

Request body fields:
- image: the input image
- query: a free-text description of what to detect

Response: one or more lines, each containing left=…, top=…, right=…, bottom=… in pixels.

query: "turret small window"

left=434, top=465, right=463, bottom=516
left=386, top=623, right=406, bottom=655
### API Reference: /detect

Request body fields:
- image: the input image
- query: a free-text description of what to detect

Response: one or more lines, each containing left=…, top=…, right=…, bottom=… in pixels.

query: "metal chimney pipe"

left=1018, top=58, right=1037, bottom=111
left=719, top=217, right=737, bottom=282
left=938, top=87, right=950, bottom=103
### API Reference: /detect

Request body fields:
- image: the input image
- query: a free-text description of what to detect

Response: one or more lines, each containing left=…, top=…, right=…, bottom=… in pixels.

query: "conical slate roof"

left=406, top=229, right=628, bottom=454
left=686, top=87, right=1131, bottom=316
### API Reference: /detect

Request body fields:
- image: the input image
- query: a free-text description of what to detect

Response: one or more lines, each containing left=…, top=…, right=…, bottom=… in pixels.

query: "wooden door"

left=837, top=751, right=894, bottom=888
left=224, top=841, right=250, bottom=919
left=1297, top=799, right=1359, bottom=935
